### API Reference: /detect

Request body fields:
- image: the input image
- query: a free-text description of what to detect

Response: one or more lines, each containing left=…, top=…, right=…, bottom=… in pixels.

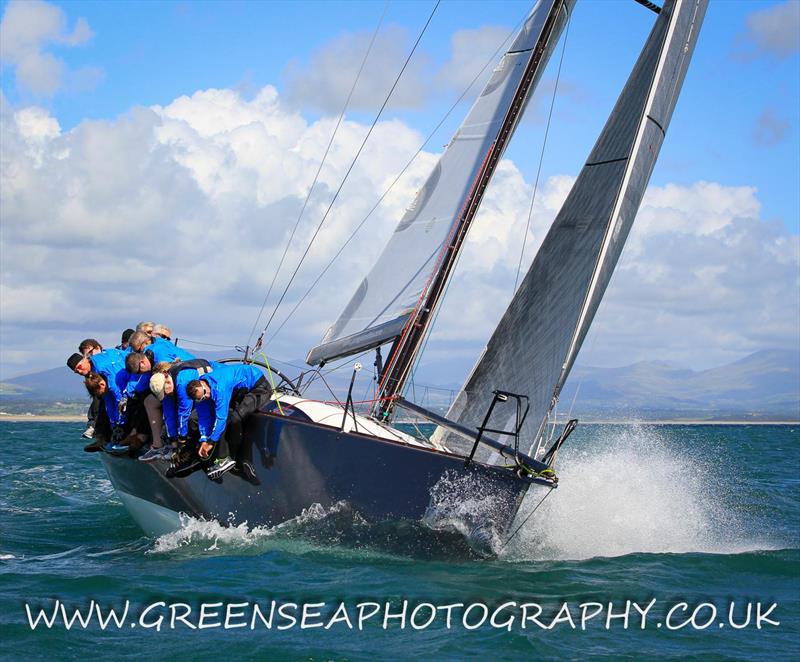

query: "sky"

left=0, top=0, right=798, bottom=388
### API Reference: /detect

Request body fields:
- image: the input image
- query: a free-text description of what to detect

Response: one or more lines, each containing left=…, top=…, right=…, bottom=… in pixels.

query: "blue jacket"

left=100, top=364, right=131, bottom=426
left=196, top=364, right=265, bottom=443
left=161, top=361, right=221, bottom=438
left=148, top=337, right=195, bottom=364
left=89, top=349, right=129, bottom=403
left=125, top=339, right=195, bottom=397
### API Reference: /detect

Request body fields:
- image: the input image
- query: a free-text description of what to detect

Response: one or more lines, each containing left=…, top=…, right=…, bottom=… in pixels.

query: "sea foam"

left=150, top=502, right=351, bottom=555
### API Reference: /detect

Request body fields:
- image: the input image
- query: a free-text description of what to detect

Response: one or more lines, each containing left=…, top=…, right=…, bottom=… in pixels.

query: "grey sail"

left=434, top=0, right=708, bottom=458
left=307, top=0, right=574, bottom=366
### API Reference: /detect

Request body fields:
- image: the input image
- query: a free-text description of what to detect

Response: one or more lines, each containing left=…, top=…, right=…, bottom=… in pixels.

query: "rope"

left=512, top=8, right=571, bottom=292
left=257, top=0, right=442, bottom=341
left=255, top=352, right=284, bottom=416
left=299, top=348, right=372, bottom=394
left=317, top=371, right=345, bottom=408
left=266, top=15, right=524, bottom=344
left=245, top=2, right=389, bottom=349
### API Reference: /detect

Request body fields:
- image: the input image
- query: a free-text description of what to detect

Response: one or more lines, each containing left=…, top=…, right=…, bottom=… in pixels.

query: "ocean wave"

left=149, top=502, right=354, bottom=555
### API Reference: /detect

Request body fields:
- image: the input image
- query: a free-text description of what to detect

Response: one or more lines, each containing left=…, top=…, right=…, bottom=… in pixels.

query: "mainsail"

left=306, top=0, right=574, bottom=367
left=435, top=0, right=708, bottom=458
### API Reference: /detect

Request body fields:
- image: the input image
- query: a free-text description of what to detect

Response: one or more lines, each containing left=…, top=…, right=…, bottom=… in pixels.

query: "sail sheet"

left=306, top=0, right=573, bottom=366
left=434, top=0, right=708, bottom=459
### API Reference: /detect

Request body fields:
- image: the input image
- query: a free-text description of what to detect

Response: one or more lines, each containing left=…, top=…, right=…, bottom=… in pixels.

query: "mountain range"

left=1, top=349, right=797, bottom=421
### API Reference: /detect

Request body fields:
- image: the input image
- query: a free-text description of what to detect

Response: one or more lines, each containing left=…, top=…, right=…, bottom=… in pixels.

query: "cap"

left=67, top=353, right=84, bottom=371
left=149, top=372, right=168, bottom=400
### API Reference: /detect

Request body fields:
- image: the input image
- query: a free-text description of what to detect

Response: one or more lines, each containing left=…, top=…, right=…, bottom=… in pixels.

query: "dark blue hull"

left=101, top=413, right=552, bottom=543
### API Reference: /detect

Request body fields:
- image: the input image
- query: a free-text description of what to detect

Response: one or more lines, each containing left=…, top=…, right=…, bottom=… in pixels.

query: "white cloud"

left=738, top=1, right=800, bottom=59
left=283, top=26, right=429, bottom=112
left=0, top=0, right=98, bottom=96
left=0, top=86, right=430, bottom=378
left=436, top=25, right=512, bottom=93
left=577, top=182, right=800, bottom=369
left=0, top=85, right=797, bottom=384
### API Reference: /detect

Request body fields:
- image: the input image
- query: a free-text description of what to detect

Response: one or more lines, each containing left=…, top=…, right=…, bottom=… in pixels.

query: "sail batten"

left=435, top=0, right=708, bottom=460
left=306, top=0, right=573, bottom=367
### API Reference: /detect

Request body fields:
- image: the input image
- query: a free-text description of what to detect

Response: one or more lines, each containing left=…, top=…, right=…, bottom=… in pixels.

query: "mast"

left=373, top=0, right=572, bottom=419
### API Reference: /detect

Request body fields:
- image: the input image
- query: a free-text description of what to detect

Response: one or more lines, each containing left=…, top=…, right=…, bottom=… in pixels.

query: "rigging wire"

left=245, top=1, right=390, bottom=350
left=402, top=252, right=458, bottom=401
left=498, top=487, right=554, bottom=552
left=265, top=14, right=525, bottom=345
left=299, top=348, right=373, bottom=393
left=174, top=337, right=239, bottom=350
left=256, top=0, right=442, bottom=343
left=512, top=9, right=572, bottom=293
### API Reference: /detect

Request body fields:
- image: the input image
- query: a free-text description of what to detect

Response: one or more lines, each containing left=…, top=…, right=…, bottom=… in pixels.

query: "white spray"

left=505, top=425, right=774, bottom=560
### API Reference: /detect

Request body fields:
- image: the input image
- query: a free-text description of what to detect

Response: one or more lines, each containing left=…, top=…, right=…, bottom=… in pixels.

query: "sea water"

left=0, top=422, right=797, bottom=660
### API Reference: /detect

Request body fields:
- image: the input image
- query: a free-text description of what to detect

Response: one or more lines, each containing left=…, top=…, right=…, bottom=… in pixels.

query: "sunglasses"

left=193, top=384, right=209, bottom=401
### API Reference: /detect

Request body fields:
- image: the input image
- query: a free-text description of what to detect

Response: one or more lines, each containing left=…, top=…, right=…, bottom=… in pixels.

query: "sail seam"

left=647, top=114, right=667, bottom=136
left=585, top=156, right=629, bottom=167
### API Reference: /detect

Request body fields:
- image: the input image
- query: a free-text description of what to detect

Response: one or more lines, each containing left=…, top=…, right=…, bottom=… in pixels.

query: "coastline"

left=575, top=419, right=799, bottom=426
left=1, top=414, right=797, bottom=425
left=0, top=415, right=85, bottom=422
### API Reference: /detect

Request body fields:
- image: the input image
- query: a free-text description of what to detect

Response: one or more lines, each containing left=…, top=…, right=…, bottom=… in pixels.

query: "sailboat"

left=101, top=0, right=708, bottom=548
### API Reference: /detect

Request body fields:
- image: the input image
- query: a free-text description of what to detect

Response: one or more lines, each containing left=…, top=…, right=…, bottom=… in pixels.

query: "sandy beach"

left=0, top=415, right=85, bottom=422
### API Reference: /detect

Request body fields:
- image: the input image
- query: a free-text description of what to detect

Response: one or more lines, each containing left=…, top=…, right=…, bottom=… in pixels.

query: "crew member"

left=147, top=359, right=218, bottom=470
left=135, top=321, right=155, bottom=337
left=123, top=351, right=169, bottom=456
left=185, top=363, right=272, bottom=480
left=83, top=370, right=143, bottom=453
left=117, top=329, right=135, bottom=351
left=128, top=331, right=194, bottom=363
left=67, top=346, right=128, bottom=402
left=77, top=339, right=103, bottom=439
left=152, top=324, right=173, bottom=342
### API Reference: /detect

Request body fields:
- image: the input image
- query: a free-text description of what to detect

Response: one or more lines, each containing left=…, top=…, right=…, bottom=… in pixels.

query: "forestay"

left=306, top=0, right=572, bottom=366
left=434, top=0, right=708, bottom=459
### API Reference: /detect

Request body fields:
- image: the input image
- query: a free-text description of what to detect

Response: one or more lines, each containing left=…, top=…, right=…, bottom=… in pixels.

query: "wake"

left=149, top=501, right=487, bottom=560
